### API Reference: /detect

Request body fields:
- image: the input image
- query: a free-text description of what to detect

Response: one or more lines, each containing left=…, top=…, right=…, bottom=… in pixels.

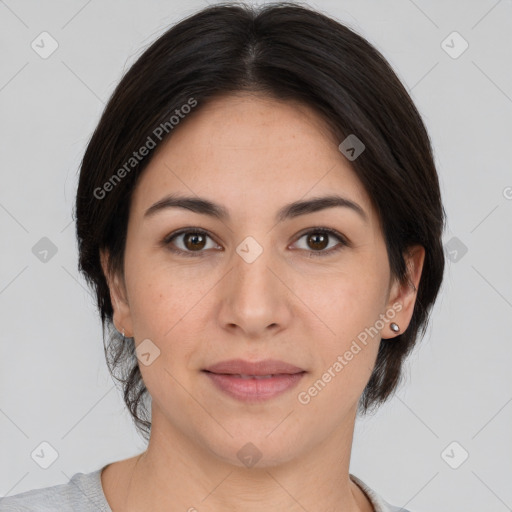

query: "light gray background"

left=1, top=1, right=511, bottom=510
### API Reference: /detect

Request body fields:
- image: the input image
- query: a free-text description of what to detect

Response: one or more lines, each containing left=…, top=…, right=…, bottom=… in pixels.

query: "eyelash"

left=162, top=227, right=349, bottom=258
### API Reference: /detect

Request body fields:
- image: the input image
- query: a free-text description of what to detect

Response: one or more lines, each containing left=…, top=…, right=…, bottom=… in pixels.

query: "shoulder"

left=0, top=468, right=111, bottom=512
left=350, top=473, right=414, bottom=512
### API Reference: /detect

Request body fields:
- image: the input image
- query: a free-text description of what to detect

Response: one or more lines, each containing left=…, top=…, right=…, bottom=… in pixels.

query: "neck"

left=115, top=406, right=373, bottom=512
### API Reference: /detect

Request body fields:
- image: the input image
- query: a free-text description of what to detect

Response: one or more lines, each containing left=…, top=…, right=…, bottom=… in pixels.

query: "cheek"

left=124, top=247, right=212, bottom=338
left=296, top=257, right=389, bottom=342
left=296, top=270, right=384, bottom=412
left=124, top=259, right=209, bottom=397
left=293, top=254, right=388, bottom=403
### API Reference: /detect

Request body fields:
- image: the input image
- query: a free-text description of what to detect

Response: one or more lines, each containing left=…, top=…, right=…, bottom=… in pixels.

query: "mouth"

left=203, top=358, right=306, bottom=376
left=207, top=374, right=287, bottom=379
left=202, top=359, right=306, bottom=402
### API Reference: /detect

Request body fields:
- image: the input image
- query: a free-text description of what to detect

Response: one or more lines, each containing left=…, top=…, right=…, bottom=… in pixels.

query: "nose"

left=217, top=239, right=293, bottom=339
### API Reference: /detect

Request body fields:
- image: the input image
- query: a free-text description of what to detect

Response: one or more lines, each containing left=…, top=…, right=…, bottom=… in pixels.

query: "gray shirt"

left=0, top=467, right=411, bottom=511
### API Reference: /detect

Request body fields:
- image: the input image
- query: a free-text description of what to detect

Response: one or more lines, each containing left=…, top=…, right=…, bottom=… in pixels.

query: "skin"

left=100, top=92, right=424, bottom=512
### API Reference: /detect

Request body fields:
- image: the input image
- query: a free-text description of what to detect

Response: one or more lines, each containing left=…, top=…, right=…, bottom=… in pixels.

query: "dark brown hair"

left=74, top=1, right=446, bottom=441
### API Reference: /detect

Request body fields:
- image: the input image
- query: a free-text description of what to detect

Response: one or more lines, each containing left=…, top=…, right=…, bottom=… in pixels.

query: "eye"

left=162, top=227, right=349, bottom=258
left=163, top=228, right=221, bottom=257
left=292, top=228, right=348, bottom=257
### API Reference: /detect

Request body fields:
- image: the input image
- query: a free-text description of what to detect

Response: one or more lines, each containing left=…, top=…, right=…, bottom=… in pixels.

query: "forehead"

left=130, top=93, right=374, bottom=223
left=161, top=92, right=341, bottom=155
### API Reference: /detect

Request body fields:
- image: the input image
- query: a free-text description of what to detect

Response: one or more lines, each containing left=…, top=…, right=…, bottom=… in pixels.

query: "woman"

left=1, top=2, right=445, bottom=511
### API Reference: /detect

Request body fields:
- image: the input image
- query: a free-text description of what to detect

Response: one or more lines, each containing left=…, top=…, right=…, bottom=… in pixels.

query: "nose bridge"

left=219, top=233, right=288, bottom=334
left=233, top=234, right=276, bottom=304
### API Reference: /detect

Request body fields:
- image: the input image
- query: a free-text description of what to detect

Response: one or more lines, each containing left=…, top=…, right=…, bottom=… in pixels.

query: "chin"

left=200, top=428, right=308, bottom=470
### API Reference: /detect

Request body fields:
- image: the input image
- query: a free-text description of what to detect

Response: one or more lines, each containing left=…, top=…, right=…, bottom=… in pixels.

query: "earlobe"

left=384, top=245, right=425, bottom=339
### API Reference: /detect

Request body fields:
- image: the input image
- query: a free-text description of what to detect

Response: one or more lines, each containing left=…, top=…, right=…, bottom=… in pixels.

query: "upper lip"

left=203, top=359, right=305, bottom=375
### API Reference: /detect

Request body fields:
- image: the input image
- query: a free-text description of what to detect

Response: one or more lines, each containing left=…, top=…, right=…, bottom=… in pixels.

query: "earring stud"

left=390, top=322, right=400, bottom=333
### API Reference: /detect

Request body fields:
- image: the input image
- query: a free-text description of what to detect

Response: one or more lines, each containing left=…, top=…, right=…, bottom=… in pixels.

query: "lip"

left=202, top=359, right=306, bottom=403
left=203, top=358, right=305, bottom=376
left=203, top=372, right=306, bottom=402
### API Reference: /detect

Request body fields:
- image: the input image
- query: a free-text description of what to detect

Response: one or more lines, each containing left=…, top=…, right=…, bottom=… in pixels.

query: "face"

left=101, top=92, right=424, bottom=468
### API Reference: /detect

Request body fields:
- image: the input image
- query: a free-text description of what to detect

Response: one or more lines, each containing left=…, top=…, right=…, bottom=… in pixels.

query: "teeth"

left=237, top=374, right=275, bottom=379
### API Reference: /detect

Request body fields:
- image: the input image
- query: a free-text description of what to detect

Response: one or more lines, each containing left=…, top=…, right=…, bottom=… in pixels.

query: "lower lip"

left=203, top=371, right=306, bottom=402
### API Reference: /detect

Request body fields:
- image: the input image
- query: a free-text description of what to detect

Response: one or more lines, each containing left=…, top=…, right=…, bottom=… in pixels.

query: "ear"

left=100, top=249, right=133, bottom=338
left=382, top=244, right=425, bottom=339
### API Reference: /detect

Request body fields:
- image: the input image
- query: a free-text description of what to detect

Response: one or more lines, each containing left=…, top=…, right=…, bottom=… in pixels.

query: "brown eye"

left=293, top=228, right=348, bottom=257
left=183, top=232, right=207, bottom=251
left=306, top=232, right=329, bottom=251
left=164, top=229, right=220, bottom=257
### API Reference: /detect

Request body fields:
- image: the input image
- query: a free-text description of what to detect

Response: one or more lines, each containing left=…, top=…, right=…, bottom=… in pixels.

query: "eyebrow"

left=144, top=193, right=368, bottom=223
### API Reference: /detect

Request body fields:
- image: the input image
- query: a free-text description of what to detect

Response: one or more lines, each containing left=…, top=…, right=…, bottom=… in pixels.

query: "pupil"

left=309, top=233, right=327, bottom=250
left=185, top=233, right=205, bottom=250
